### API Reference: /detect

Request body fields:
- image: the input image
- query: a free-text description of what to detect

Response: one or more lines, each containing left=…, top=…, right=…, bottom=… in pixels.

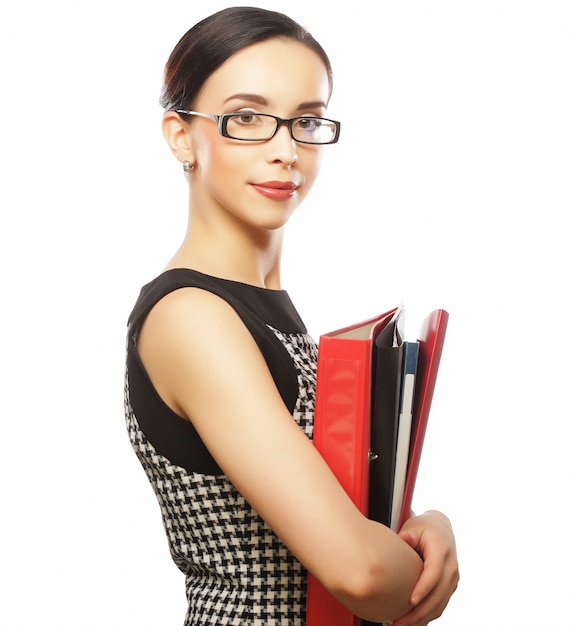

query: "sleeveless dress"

left=124, top=269, right=318, bottom=625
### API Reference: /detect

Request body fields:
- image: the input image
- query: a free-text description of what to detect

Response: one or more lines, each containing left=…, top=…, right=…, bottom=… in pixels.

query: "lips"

left=250, top=180, right=298, bottom=200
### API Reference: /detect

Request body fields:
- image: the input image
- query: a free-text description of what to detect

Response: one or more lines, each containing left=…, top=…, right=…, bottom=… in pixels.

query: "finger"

left=394, top=560, right=459, bottom=626
left=398, top=529, right=419, bottom=551
left=392, top=584, right=447, bottom=626
left=409, top=562, right=440, bottom=607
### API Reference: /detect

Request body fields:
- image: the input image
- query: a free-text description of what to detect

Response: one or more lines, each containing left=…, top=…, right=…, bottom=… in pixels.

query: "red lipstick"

left=250, top=181, right=298, bottom=200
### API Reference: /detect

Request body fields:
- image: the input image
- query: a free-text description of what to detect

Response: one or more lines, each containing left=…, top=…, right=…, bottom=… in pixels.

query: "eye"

left=230, top=112, right=262, bottom=125
left=294, top=117, right=322, bottom=133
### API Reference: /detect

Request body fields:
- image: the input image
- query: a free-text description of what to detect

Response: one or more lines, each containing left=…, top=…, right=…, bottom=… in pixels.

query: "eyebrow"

left=223, top=93, right=327, bottom=111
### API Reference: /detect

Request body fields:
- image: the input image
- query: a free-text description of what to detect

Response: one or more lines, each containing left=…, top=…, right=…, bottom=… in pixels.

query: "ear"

left=162, top=111, right=195, bottom=165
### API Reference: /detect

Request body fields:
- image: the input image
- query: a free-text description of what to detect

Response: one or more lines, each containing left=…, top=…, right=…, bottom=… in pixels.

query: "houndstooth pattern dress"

left=124, top=269, right=317, bottom=625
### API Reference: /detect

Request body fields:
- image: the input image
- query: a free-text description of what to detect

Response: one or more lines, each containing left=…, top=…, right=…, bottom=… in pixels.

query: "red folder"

left=307, top=308, right=397, bottom=626
left=398, top=309, right=449, bottom=528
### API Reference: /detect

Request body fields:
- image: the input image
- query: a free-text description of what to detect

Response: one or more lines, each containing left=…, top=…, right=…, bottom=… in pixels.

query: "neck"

left=165, top=213, right=285, bottom=290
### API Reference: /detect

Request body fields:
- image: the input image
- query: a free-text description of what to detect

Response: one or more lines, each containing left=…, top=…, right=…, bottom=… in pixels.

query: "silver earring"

left=183, top=160, right=194, bottom=172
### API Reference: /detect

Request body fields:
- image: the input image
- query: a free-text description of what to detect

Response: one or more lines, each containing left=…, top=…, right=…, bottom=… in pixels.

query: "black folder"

left=368, top=306, right=405, bottom=528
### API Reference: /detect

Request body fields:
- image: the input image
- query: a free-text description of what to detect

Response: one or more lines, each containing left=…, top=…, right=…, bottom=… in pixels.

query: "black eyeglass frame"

left=175, top=110, right=341, bottom=145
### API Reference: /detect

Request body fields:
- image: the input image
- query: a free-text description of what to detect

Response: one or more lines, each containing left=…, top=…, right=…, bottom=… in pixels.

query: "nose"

left=267, top=122, right=298, bottom=166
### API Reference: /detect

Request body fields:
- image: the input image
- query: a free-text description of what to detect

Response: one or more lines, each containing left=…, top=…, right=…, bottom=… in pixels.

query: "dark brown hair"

left=160, top=6, right=333, bottom=112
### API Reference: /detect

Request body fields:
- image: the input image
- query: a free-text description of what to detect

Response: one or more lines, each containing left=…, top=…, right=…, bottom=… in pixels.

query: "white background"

left=1, top=1, right=572, bottom=624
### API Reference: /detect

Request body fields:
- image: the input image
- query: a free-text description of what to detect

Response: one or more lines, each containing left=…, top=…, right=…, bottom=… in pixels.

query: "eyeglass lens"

left=225, top=114, right=337, bottom=144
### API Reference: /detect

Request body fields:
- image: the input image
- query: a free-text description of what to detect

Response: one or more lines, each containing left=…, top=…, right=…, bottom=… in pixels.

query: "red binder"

left=307, top=308, right=397, bottom=626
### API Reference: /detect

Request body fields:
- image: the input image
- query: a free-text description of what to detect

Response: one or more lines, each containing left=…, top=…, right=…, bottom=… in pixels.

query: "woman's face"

left=185, top=38, right=331, bottom=233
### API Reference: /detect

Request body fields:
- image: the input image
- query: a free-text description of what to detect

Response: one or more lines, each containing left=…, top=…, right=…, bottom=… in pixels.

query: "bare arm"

left=138, top=288, right=425, bottom=623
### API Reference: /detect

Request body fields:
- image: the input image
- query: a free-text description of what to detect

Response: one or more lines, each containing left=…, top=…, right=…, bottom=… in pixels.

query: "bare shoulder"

left=137, top=286, right=268, bottom=417
left=140, top=284, right=240, bottom=338
left=137, top=286, right=239, bottom=370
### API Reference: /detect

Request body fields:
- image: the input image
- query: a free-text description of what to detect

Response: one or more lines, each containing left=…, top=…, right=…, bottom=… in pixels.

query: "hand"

left=391, top=510, right=459, bottom=626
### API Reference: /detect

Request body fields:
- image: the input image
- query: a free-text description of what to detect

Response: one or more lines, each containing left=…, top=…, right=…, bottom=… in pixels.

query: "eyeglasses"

left=175, top=110, right=341, bottom=145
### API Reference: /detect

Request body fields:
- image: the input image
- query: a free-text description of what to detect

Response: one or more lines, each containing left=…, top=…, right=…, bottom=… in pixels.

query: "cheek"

left=302, top=149, right=324, bottom=186
left=193, top=126, right=238, bottom=177
left=197, top=143, right=243, bottom=190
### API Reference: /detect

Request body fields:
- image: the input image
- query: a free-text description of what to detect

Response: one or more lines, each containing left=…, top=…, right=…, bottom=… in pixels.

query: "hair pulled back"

left=160, top=6, right=333, bottom=112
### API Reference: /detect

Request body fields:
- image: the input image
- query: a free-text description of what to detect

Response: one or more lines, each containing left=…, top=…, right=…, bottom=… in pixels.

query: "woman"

left=124, top=7, right=458, bottom=625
